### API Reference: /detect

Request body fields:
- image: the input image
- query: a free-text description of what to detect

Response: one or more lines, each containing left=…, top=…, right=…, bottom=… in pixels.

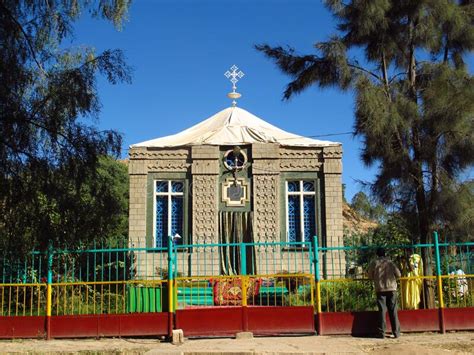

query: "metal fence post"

left=46, top=241, right=53, bottom=340
left=312, top=235, right=322, bottom=335
left=167, top=236, right=174, bottom=337
left=240, top=242, right=248, bottom=331
left=240, top=242, right=247, bottom=276
left=434, top=231, right=446, bottom=334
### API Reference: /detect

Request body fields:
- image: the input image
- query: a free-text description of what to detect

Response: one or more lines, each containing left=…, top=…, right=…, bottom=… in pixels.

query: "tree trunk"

left=414, top=149, right=436, bottom=309
left=407, top=25, right=436, bottom=308
left=420, top=228, right=435, bottom=309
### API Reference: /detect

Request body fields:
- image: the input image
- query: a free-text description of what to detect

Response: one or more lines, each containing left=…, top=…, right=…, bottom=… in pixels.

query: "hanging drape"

left=219, top=211, right=256, bottom=275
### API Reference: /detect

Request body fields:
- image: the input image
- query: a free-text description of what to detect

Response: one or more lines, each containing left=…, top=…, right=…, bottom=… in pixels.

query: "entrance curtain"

left=218, top=211, right=256, bottom=275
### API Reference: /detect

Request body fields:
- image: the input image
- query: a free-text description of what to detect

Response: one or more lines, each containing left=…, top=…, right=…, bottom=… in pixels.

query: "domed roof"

left=131, top=106, right=339, bottom=148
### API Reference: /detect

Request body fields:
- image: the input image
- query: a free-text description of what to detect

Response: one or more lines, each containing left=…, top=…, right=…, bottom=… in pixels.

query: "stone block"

left=171, top=329, right=184, bottom=345
left=323, top=159, right=342, bottom=174
left=129, top=160, right=147, bottom=175
left=323, top=145, right=343, bottom=159
left=147, top=159, right=190, bottom=173
left=252, top=143, right=279, bottom=159
left=235, top=331, right=253, bottom=339
left=191, top=145, right=219, bottom=159
left=192, top=159, right=220, bottom=174
left=252, top=159, right=279, bottom=175
left=128, top=147, right=148, bottom=159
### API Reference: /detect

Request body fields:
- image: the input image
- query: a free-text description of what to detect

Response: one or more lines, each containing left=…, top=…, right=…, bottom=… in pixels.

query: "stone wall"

left=252, top=143, right=280, bottom=243
left=322, top=146, right=345, bottom=277
left=128, top=142, right=344, bottom=278
left=190, top=146, right=220, bottom=245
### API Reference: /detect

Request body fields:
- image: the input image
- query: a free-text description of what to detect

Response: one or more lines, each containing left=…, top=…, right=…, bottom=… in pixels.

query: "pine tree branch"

left=347, top=63, right=382, bottom=83
left=30, top=50, right=129, bottom=119
left=388, top=72, right=408, bottom=84
left=381, top=52, right=389, bottom=88
left=0, top=140, right=37, bottom=162
left=22, top=116, right=76, bottom=150
left=0, top=3, right=47, bottom=76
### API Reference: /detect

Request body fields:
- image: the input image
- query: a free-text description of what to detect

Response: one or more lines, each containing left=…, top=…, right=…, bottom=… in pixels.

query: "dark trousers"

left=376, top=291, right=400, bottom=337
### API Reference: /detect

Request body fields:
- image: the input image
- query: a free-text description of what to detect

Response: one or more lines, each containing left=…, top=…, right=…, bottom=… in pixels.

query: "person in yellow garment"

left=401, top=253, right=423, bottom=310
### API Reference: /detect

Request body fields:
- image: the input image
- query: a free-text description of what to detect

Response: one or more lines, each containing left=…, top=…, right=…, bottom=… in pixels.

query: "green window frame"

left=146, top=172, right=189, bottom=249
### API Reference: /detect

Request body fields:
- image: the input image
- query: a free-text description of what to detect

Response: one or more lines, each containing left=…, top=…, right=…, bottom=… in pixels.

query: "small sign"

left=222, top=178, right=249, bottom=207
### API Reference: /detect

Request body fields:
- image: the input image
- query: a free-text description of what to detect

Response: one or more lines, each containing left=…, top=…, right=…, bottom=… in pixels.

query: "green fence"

left=0, top=233, right=472, bottom=316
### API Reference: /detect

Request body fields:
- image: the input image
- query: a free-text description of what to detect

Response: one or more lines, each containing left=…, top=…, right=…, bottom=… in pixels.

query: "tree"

left=0, top=156, right=129, bottom=252
left=438, top=179, right=474, bottom=242
left=351, top=192, right=372, bottom=219
left=0, top=1, right=131, bottom=252
left=351, top=191, right=388, bottom=222
left=257, top=0, right=474, bottom=307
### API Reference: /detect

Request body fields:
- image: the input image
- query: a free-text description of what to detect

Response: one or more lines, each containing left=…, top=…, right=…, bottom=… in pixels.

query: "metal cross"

left=224, top=65, right=244, bottom=92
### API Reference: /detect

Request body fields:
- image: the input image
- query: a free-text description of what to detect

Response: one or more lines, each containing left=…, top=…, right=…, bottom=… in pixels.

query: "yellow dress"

left=401, top=254, right=423, bottom=310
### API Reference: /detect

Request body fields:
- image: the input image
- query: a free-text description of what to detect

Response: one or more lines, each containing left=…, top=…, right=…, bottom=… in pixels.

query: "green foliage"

left=319, top=281, right=376, bottom=312
left=0, top=1, right=132, bottom=252
left=284, top=287, right=313, bottom=306
left=51, top=284, right=128, bottom=315
left=441, top=275, right=474, bottom=309
left=345, top=215, right=412, bottom=271
left=351, top=192, right=372, bottom=218
left=437, top=180, right=474, bottom=242
left=1, top=156, right=129, bottom=252
left=350, top=191, right=387, bottom=222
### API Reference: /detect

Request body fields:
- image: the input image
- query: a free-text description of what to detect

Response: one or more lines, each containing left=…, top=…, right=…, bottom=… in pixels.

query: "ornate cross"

left=224, top=65, right=244, bottom=106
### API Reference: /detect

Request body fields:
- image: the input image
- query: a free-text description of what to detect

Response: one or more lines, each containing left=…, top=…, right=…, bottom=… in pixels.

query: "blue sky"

left=73, top=0, right=471, bottom=202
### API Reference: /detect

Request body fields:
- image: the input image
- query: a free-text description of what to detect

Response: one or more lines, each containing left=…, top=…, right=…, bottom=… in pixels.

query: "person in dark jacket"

left=368, top=247, right=401, bottom=338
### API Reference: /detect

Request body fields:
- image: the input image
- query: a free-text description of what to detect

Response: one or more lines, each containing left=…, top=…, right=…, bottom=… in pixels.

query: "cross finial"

left=224, top=65, right=244, bottom=106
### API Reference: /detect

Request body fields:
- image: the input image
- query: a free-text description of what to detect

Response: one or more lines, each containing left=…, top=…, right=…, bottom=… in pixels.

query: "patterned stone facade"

left=253, top=175, right=280, bottom=242
left=192, top=174, right=219, bottom=244
left=191, top=146, right=219, bottom=244
left=252, top=144, right=280, bottom=243
left=128, top=141, right=344, bottom=277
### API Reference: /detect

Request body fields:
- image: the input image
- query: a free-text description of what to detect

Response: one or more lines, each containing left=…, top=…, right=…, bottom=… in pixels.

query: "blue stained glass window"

left=224, top=151, right=245, bottom=169
left=226, top=154, right=236, bottom=168
left=286, top=180, right=317, bottom=243
left=155, top=196, right=168, bottom=248
left=156, top=181, right=168, bottom=193
left=303, top=196, right=315, bottom=242
left=171, top=196, right=183, bottom=239
left=155, top=180, right=184, bottom=248
left=288, top=195, right=300, bottom=242
left=303, top=181, right=314, bottom=192
left=287, top=181, right=299, bottom=192
left=171, top=181, right=184, bottom=193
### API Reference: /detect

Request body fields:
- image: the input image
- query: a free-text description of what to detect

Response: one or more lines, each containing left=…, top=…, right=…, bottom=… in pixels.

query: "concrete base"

left=172, top=329, right=184, bottom=345
left=235, top=332, right=253, bottom=340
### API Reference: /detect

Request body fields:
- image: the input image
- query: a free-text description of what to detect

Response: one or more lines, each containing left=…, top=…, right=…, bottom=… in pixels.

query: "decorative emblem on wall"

left=221, top=178, right=249, bottom=207
left=223, top=146, right=248, bottom=171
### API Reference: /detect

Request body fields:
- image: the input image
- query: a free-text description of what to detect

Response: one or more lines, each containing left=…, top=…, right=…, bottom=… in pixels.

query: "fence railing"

left=0, top=233, right=472, bottom=318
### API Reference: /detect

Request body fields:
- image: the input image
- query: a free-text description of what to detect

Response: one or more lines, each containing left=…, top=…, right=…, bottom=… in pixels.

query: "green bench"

left=127, top=284, right=311, bottom=311
left=177, top=287, right=214, bottom=307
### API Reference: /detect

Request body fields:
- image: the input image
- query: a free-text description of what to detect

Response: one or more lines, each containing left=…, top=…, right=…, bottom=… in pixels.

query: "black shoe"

left=375, top=334, right=385, bottom=339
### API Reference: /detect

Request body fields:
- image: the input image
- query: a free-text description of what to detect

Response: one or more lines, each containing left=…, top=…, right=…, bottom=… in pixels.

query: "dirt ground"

left=0, top=332, right=472, bottom=354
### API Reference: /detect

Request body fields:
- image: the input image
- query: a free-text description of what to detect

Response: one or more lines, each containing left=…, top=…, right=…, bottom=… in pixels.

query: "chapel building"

left=128, top=104, right=344, bottom=277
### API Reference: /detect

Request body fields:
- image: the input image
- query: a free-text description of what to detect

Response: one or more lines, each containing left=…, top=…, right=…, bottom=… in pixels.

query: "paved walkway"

left=0, top=332, right=472, bottom=354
